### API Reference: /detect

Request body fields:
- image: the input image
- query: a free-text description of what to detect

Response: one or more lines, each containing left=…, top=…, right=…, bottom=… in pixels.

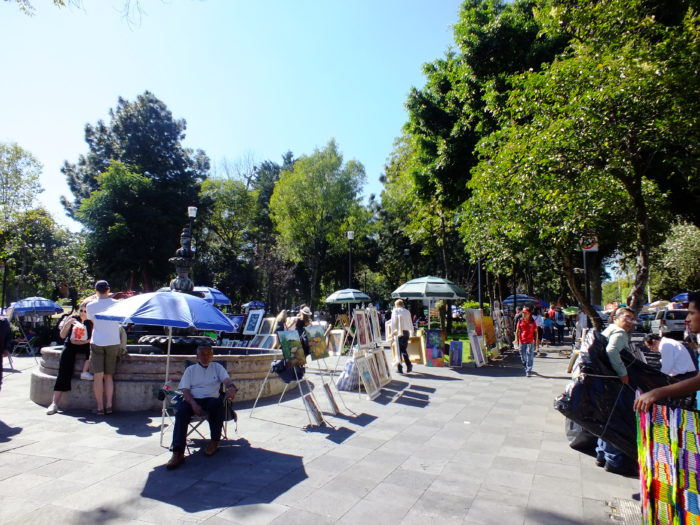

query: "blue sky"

left=1, top=0, right=462, bottom=230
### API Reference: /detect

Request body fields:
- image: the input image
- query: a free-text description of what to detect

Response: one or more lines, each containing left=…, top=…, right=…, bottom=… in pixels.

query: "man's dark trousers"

left=171, top=396, right=224, bottom=453
left=397, top=330, right=411, bottom=369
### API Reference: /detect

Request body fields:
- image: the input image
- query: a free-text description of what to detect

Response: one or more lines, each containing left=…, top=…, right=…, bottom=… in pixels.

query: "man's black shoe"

left=595, top=455, right=606, bottom=468
left=397, top=365, right=403, bottom=374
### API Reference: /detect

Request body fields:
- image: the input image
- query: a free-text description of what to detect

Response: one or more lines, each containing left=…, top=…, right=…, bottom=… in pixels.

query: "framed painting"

left=243, top=309, right=265, bottom=335
left=228, top=314, right=246, bottom=334
left=465, top=308, right=484, bottom=337
left=353, top=310, right=371, bottom=349
left=374, top=349, right=391, bottom=385
left=368, top=352, right=382, bottom=389
left=302, top=393, right=323, bottom=426
left=277, top=330, right=306, bottom=366
left=424, top=329, right=445, bottom=367
left=249, top=335, right=266, bottom=348
left=258, top=317, right=276, bottom=335
left=470, top=332, right=485, bottom=367
left=261, top=334, right=278, bottom=349
left=305, top=325, right=328, bottom=360
left=355, top=356, right=380, bottom=400
left=323, top=383, right=339, bottom=415
left=368, top=308, right=381, bottom=344
left=327, top=329, right=344, bottom=355
left=449, top=340, right=463, bottom=367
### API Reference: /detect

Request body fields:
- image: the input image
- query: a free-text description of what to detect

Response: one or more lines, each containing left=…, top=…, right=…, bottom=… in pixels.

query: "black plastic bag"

left=554, top=330, right=679, bottom=460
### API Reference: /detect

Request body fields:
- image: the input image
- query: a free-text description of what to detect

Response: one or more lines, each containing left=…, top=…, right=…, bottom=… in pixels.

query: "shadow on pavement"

left=330, top=412, right=378, bottom=427
left=408, top=371, right=462, bottom=381
left=141, top=438, right=308, bottom=512
left=303, top=423, right=355, bottom=444
left=526, top=509, right=586, bottom=524
left=0, top=420, right=22, bottom=442
left=74, top=410, right=161, bottom=437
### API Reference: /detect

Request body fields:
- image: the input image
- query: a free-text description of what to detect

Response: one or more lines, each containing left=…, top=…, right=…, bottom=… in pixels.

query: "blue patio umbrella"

left=671, top=292, right=688, bottom=302
left=242, top=300, right=266, bottom=310
left=193, top=286, right=232, bottom=306
left=502, top=294, right=539, bottom=306
left=10, top=296, right=63, bottom=317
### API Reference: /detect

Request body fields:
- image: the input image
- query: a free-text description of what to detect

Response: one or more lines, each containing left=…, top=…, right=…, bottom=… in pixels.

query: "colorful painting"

left=258, top=317, right=276, bottom=335
left=328, top=329, right=344, bottom=355
left=228, top=315, right=246, bottom=334
left=373, top=349, right=391, bottom=385
left=465, top=308, right=483, bottom=337
left=302, top=393, right=323, bottom=426
left=277, top=330, right=306, bottom=366
left=470, top=332, right=485, bottom=367
left=355, top=356, right=380, bottom=400
left=243, top=309, right=265, bottom=335
left=368, top=307, right=381, bottom=344
left=305, top=325, right=328, bottom=360
left=368, top=352, right=382, bottom=388
left=424, top=329, right=445, bottom=367
left=353, top=310, right=371, bottom=348
left=449, top=341, right=463, bottom=367
left=483, top=316, right=496, bottom=347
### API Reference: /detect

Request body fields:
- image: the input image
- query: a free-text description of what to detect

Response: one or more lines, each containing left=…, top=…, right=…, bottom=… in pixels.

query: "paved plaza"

left=0, top=348, right=640, bottom=524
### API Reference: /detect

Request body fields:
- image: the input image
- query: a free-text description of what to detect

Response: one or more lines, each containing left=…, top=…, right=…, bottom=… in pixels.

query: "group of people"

left=47, top=280, right=124, bottom=416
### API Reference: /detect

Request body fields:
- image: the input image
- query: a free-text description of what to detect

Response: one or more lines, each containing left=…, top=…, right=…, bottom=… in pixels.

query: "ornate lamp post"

left=169, top=207, right=198, bottom=292
left=347, top=230, right=354, bottom=289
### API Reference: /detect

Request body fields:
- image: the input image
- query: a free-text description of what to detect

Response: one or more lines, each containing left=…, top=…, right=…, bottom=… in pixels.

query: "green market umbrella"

left=324, top=288, right=371, bottom=304
left=391, top=276, right=467, bottom=328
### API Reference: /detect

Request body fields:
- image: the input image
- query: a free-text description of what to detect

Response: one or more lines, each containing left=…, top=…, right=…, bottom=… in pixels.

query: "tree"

left=0, top=142, right=42, bottom=221
left=651, top=222, right=700, bottom=298
left=63, top=92, right=209, bottom=290
left=269, top=140, right=366, bottom=306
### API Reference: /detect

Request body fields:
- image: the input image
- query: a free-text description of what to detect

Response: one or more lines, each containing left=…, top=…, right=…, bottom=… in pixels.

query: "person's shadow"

left=0, top=420, right=22, bottom=443
left=141, top=438, right=308, bottom=512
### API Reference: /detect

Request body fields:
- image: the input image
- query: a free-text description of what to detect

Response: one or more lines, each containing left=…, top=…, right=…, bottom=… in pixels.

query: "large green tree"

left=269, top=140, right=366, bottom=306
left=63, top=92, right=209, bottom=289
left=0, top=142, right=42, bottom=221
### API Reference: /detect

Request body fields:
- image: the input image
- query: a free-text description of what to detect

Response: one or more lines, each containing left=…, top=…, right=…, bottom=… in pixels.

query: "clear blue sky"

left=1, top=0, right=463, bottom=230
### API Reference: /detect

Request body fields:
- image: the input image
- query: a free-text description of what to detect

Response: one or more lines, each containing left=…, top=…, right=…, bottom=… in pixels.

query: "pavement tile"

left=338, top=498, right=411, bottom=524
left=410, top=489, right=472, bottom=521
left=291, top=487, right=359, bottom=519
left=217, top=502, right=290, bottom=525
left=465, top=498, right=526, bottom=525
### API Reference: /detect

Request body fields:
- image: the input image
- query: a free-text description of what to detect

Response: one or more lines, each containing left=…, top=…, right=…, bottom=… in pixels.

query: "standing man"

left=595, top=306, right=634, bottom=474
left=391, top=299, right=414, bottom=374
left=86, top=280, right=120, bottom=415
left=515, top=307, right=539, bottom=377
left=0, top=315, right=12, bottom=393
left=555, top=307, right=567, bottom=345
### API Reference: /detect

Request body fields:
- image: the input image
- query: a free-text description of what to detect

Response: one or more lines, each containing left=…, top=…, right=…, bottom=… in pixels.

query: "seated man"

left=166, top=344, right=238, bottom=470
left=643, top=333, right=697, bottom=379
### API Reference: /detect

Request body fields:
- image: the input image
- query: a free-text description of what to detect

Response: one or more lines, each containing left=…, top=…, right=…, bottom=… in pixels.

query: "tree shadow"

left=74, top=410, right=161, bottom=437
left=525, top=509, right=586, bottom=524
left=407, top=371, right=462, bottom=381
left=141, top=438, right=308, bottom=512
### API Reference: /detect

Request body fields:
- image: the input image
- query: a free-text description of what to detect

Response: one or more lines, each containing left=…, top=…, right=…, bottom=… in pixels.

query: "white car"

left=650, top=309, right=688, bottom=340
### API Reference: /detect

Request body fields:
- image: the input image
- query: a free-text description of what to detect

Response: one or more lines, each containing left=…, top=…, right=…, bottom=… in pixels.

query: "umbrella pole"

left=160, top=326, right=173, bottom=448
left=164, top=326, right=173, bottom=385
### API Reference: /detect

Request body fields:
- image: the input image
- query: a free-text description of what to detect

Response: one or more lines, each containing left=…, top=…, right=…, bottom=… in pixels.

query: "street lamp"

left=347, top=231, right=354, bottom=289
left=403, top=248, right=410, bottom=282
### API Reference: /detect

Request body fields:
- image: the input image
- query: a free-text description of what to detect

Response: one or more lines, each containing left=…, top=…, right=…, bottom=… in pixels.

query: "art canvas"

left=243, top=309, right=265, bottom=335
left=327, top=329, right=344, bottom=355
left=323, top=383, right=340, bottom=415
left=368, top=308, right=381, bottom=344
left=482, top=316, right=496, bottom=347
left=261, top=334, right=278, bottom=349
left=258, top=317, right=276, bottom=335
left=424, top=329, right=444, bottom=367
left=353, top=310, right=371, bottom=348
left=368, top=352, right=382, bottom=389
left=470, top=332, right=485, bottom=367
left=305, top=325, right=328, bottom=360
left=228, top=315, right=246, bottom=334
left=302, top=393, right=323, bottom=426
left=249, top=335, right=266, bottom=348
left=374, top=349, right=391, bottom=385
left=277, top=330, right=306, bottom=366
left=449, top=340, right=463, bottom=367
left=355, top=356, right=380, bottom=400
left=465, top=308, right=483, bottom=337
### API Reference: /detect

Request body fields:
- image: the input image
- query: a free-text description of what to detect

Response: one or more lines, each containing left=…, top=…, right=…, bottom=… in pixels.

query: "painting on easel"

left=305, top=325, right=328, bottom=360
left=278, top=330, right=306, bottom=366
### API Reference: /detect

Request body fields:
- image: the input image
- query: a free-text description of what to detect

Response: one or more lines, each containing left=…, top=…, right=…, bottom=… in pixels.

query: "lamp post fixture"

left=403, top=248, right=410, bottom=282
left=169, top=206, right=198, bottom=292
left=347, top=230, right=354, bottom=289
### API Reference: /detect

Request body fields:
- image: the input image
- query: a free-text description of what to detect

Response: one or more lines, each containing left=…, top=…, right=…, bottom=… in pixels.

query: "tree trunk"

left=560, top=249, right=602, bottom=331
left=624, top=177, right=650, bottom=314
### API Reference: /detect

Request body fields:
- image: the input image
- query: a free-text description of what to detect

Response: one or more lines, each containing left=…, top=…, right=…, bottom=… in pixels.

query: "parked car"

left=650, top=309, right=688, bottom=340
left=635, top=312, right=655, bottom=333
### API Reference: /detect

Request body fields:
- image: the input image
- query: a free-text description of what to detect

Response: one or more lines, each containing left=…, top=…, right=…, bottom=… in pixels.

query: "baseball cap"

left=522, top=307, right=530, bottom=312
left=95, top=280, right=110, bottom=292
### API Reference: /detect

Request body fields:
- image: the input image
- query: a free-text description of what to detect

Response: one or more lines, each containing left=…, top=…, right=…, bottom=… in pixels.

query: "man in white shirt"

left=644, top=333, right=697, bottom=378
left=167, top=345, right=238, bottom=470
left=390, top=299, right=415, bottom=374
left=86, top=280, right=120, bottom=415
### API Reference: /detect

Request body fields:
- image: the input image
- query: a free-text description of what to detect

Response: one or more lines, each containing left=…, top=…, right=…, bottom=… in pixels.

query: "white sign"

left=579, top=236, right=599, bottom=252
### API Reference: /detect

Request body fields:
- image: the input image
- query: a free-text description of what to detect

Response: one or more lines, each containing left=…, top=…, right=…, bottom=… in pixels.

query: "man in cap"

left=515, top=307, right=539, bottom=377
left=85, top=280, right=120, bottom=414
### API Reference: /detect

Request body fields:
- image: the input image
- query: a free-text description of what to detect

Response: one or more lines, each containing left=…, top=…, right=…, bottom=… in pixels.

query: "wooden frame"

left=355, top=356, right=380, bottom=400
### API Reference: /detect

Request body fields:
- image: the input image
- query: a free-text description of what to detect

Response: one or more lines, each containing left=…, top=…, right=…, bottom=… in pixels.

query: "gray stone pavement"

left=0, top=348, right=640, bottom=524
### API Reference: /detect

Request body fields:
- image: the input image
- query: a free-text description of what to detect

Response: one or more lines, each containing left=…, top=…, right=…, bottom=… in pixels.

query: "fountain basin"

left=30, top=345, right=292, bottom=411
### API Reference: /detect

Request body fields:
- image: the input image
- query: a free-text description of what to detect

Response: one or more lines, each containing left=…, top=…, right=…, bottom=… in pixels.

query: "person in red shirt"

left=515, top=307, right=539, bottom=377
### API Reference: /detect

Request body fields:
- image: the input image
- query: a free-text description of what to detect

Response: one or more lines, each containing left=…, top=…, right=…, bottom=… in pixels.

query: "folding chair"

left=12, top=336, right=39, bottom=357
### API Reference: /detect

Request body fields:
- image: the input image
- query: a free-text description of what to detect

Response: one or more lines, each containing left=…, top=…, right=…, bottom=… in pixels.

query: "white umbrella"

left=324, top=288, right=371, bottom=304
left=391, top=276, right=467, bottom=328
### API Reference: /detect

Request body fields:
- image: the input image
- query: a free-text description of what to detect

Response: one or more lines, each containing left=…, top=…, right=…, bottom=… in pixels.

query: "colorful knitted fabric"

left=638, top=404, right=700, bottom=525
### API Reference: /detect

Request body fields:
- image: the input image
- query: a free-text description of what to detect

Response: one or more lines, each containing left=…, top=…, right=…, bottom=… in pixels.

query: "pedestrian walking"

left=515, top=307, right=539, bottom=376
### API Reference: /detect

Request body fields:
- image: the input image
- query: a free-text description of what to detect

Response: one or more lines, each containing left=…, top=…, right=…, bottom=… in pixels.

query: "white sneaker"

left=80, top=372, right=94, bottom=380
left=46, top=403, right=58, bottom=415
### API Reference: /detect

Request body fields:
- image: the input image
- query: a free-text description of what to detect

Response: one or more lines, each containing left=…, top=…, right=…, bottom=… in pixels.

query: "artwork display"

left=258, top=317, right=276, bottom=335
left=277, top=330, right=306, bottom=366
left=470, top=332, right=485, bottom=367
left=368, top=307, right=381, bottom=344
left=328, top=329, right=344, bottom=355
left=368, top=352, right=382, bottom=389
left=260, top=334, right=278, bottom=349
left=353, top=310, right=371, bottom=348
left=243, top=309, right=265, bottom=335
left=302, top=393, right=323, bottom=426
left=373, top=349, right=391, bottom=385
left=355, top=356, right=380, bottom=400
left=323, top=383, right=339, bottom=415
left=305, top=325, right=328, bottom=360
left=227, top=315, right=246, bottom=334
left=424, top=329, right=445, bottom=367
left=482, top=316, right=496, bottom=347
left=465, top=308, right=483, bottom=337
left=449, top=341, right=463, bottom=367
left=249, top=335, right=266, bottom=348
